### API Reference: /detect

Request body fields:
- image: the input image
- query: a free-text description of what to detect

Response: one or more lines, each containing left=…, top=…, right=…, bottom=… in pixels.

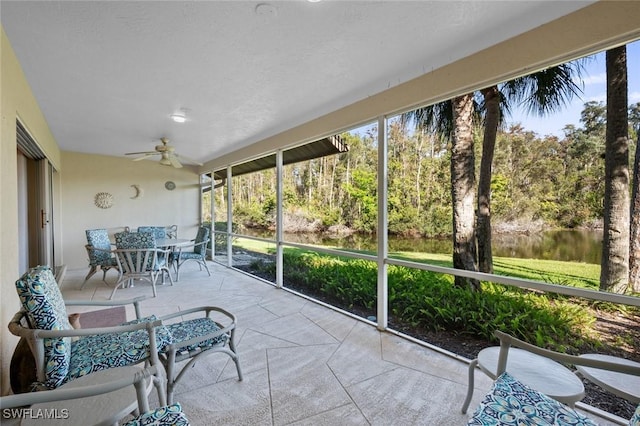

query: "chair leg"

left=461, top=358, right=478, bottom=414
left=81, top=266, right=98, bottom=289
left=164, top=350, right=178, bottom=405
left=202, top=259, right=211, bottom=276
left=149, top=362, right=168, bottom=407
left=175, top=261, right=182, bottom=282
left=163, top=267, right=174, bottom=287
left=229, top=330, right=243, bottom=381
left=109, top=277, right=128, bottom=299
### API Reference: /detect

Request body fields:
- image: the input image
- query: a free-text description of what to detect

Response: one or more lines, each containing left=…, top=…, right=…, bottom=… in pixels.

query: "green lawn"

left=390, top=251, right=601, bottom=290
left=232, top=239, right=602, bottom=290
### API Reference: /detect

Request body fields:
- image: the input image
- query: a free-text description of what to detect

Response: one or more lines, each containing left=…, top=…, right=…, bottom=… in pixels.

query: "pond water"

left=245, top=229, right=603, bottom=265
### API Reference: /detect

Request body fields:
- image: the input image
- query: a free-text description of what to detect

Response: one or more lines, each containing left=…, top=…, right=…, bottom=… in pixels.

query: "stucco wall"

left=1, top=27, right=62, bottom=396
left=1, top=26, right=201, bottom=395
left=60, top=151, right=201, bottom=272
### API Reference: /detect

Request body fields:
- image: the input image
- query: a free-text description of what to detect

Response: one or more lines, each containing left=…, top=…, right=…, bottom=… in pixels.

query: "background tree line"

left=217, top=46, right=639, bottom=294
left=221, top=103, right=637, bottom=262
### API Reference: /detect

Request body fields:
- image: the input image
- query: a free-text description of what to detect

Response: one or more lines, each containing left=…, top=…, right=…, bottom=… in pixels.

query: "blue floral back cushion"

left=123, top=403, right=190, bottom=426
left=467, top=372, right=598, bottom=426
left=115, top=231, right=156, bottom=249
left=15, top=266, right=73, bottom=389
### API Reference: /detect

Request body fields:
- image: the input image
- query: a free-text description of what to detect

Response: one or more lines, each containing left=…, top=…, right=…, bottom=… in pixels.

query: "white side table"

left=461, top=346, right=585, bottom=414
left=576, top=354, right=640, bottom=404
left=21, top=366, right=151, bottom=426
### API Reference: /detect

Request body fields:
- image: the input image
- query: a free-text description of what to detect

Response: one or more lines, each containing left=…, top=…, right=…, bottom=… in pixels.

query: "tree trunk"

left=600, top=46, right=630, bottom=293
left=477, top=86, right=499, bottom=274
left=451, top=94, right=480, bottom=290
left=630, top=133, right=640, bottom=291
left=416, top=131, right=424, bottom=213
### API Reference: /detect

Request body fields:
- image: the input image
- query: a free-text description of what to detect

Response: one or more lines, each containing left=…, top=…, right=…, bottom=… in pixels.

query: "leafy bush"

left=278, top=251, right=598, bottom=352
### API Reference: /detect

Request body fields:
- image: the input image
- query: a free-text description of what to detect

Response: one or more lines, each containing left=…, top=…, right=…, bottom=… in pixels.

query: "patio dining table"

left=155, top=238, right=192, bottom=249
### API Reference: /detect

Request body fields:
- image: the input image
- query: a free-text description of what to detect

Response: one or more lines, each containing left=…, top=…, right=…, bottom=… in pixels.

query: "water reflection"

left=243, top=229, right=603, bottom=264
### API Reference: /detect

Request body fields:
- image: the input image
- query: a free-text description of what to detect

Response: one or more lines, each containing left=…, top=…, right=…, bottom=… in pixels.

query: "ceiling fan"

left=125, top=138, right=202, bottom=168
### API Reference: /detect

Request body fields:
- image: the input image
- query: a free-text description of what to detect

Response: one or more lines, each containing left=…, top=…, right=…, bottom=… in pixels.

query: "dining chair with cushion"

left=82, top=228, right=119, bottom=289
left=10, top=265, right=171, bottom=406
left=172, top=226, right=211, bottom=281
left=112, top=231, right=173, bottom=299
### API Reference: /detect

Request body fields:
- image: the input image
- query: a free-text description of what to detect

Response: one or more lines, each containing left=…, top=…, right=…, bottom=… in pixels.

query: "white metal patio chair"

left=10, top=266, right=170, bottom=406
left=82, top=228, right=119, bottom=289
left=10, top=265, right=243, bottom=408
left=0, top=365, right=191, bottom=426
left=465, top=331, right=640, bottom=425
left=172, top=226, right=211, bottom=281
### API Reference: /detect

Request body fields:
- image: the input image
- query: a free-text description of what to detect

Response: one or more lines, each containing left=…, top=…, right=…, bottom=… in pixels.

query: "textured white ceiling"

left=1, top=1, right=592, bottom=165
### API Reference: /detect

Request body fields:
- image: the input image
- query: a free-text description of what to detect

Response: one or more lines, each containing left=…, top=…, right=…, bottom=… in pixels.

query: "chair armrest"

left=9, top=310, right=161, bottom=339
left=159, top=305, right=236, bottom=323
left=0, top=365, right=158, bottom=410
left=65, top=296, right=147, bottom=319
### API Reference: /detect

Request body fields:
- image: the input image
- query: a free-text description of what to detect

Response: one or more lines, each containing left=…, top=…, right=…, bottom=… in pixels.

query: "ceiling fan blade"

left=125, top=151, right=157, bottom=156
left=168, top=154, right=183, bottom=168
left=131, top=153, right=158, bottom=162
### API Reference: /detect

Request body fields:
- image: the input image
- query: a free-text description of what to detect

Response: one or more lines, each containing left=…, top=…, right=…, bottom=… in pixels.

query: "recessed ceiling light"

left=170, top=113, right=186, bottom=123
left=255, top=3, right=277, bottom=16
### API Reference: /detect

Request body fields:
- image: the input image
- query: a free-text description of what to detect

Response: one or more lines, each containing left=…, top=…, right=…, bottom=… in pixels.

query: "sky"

left=507, top=40, right=640, bottom=138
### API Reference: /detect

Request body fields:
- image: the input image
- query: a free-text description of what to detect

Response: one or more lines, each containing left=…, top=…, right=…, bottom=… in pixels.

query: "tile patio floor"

left=59, top=261, right=621, bottom=426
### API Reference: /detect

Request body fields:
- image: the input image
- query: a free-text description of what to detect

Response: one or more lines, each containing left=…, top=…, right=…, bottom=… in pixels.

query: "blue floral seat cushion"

left=123, top=403, right=190, bottom=426
left=161, top=318, right=227, bottom=354
left=15, top=266, right=73, bottom=389
left=67, top=316, right=172, bottom=383
left=178, top=252, right=204, bottom=260
left=630, top=405, right=640, bottom=426
left=467, top=372, right=598, bottom=426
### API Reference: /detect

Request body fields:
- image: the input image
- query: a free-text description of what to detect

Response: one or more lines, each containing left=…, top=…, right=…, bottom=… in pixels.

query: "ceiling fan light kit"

left=170, top=114, right=186, bottom=123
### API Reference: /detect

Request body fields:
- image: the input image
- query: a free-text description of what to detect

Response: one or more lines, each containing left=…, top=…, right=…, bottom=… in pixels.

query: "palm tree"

left=451, top=94, right=481, bottom=290
left=477, top=87, right=501, bottom=273
left=477, top=63, right=585, bottom=273
left=600, top=45, right=630, bottom=293
left=629, top=103, right=640, bottom=291
left=401, top=98, right=480, bottom=289
left=403, top=63, right=585, bottom=282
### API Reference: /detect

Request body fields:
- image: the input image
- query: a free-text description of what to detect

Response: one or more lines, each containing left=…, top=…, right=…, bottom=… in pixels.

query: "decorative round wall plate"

left=165, top=181, right=176, bottom=191
left=94, top=192, right=114, bottom=209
